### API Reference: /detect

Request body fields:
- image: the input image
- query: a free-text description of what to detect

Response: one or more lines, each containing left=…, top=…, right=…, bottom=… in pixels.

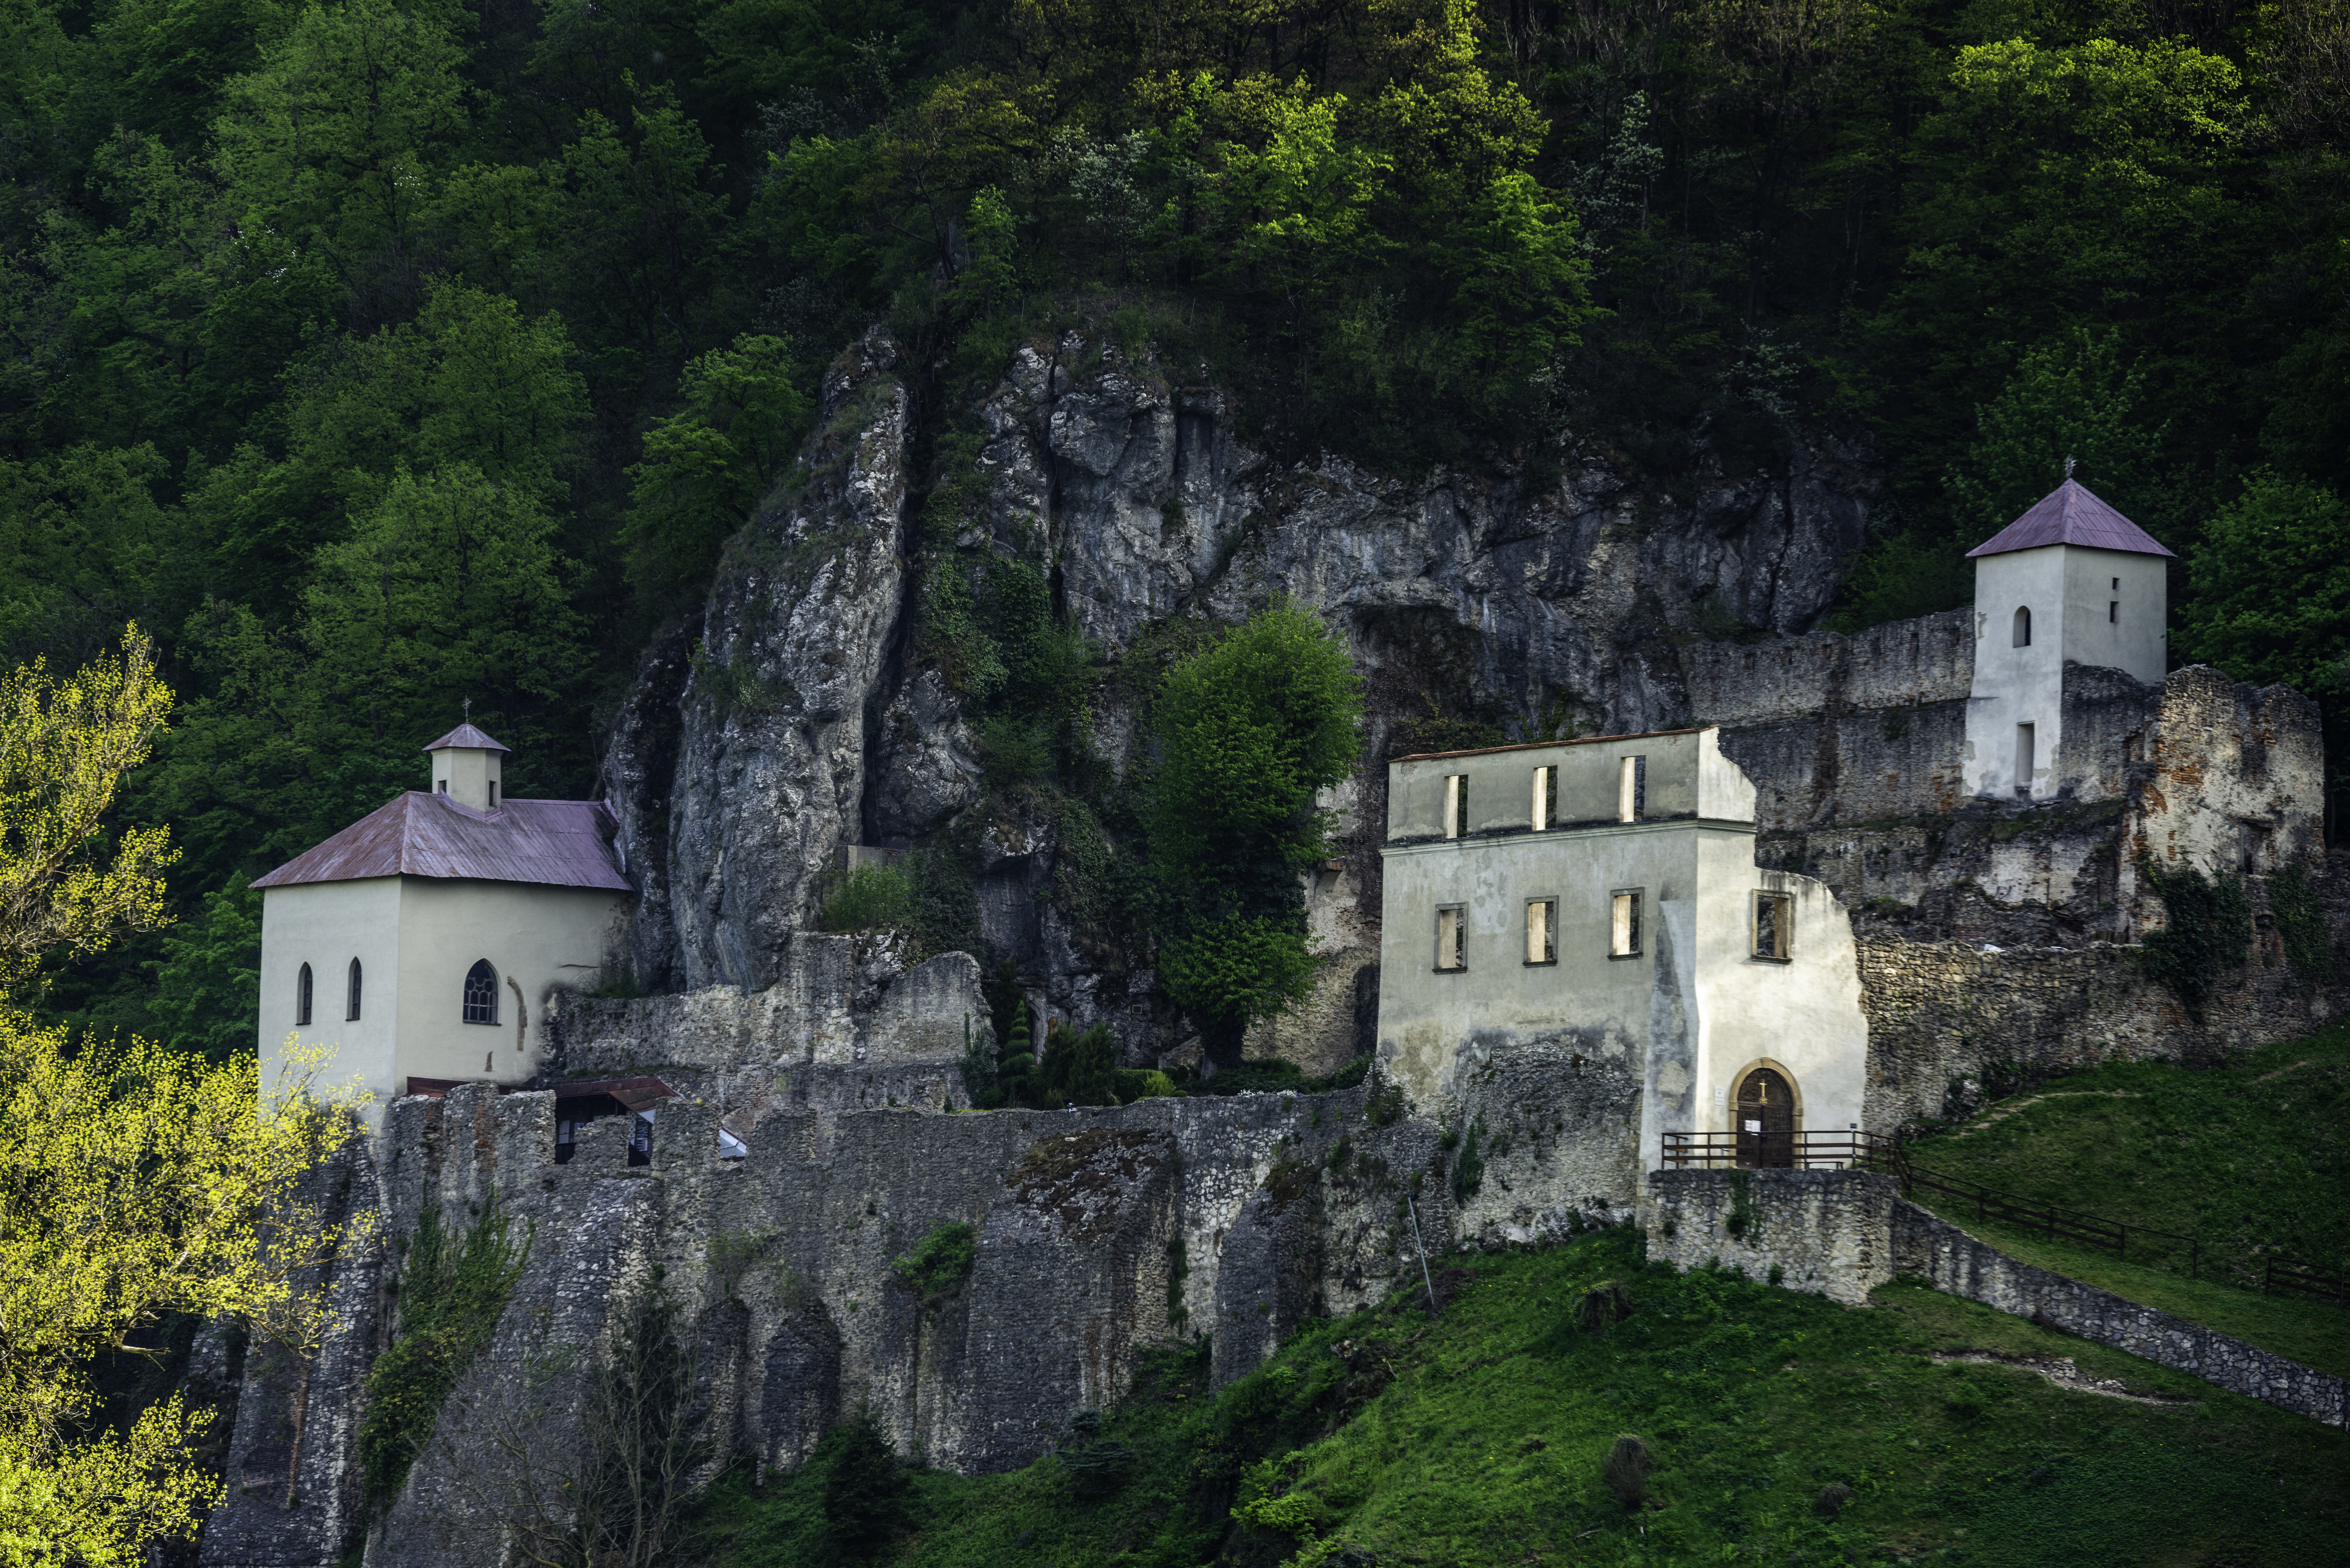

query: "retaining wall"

left=1643, top=1168, right=2346, bottom=1429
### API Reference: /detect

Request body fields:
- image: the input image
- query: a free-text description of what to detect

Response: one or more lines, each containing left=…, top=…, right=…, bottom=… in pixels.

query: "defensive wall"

left=1645, top=1168, right=2346, bottom=1430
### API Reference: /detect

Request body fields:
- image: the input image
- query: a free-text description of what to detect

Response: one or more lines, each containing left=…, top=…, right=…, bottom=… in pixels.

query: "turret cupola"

left=423, top=720, right=510, bottom=811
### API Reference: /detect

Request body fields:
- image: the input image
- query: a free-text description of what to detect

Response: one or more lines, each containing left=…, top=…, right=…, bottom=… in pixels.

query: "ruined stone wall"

left=206, top=1036, right=1645, bottom=1568
left=1643, top=1170, right=2346, bottom=1429
left=1856, top=931, right=2340, bottom=1129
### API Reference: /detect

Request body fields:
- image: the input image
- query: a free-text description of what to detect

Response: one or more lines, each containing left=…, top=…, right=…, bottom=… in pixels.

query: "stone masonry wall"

left=1857, top=929, right=2343, bottom=1128
left=1643, top=1169, right=2346, bottom=1429
left=1642, top=1168, right=1898, bottom=1305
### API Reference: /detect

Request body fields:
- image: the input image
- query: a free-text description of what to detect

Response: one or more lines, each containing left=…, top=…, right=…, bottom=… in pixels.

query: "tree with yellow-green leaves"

left=0, top=628, right=363, bottom=1565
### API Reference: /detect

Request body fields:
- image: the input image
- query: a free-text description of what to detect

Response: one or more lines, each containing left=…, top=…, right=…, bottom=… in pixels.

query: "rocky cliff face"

left=602, top=322, right=1881, bottom=1052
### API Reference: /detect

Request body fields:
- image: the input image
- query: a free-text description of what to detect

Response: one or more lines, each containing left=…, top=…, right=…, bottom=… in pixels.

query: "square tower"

left=1962, top=478, right=2172, bottom=800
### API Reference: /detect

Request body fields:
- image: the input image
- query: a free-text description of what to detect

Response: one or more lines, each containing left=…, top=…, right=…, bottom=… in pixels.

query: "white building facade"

left=1374, top=726, right=1870, bottom=1174
left=253, top=724, right=634, bottom=1126
left=1961, top=477, right=2173, bottom=801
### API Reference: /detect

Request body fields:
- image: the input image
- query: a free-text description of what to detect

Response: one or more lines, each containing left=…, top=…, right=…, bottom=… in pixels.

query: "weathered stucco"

left=260, top=875, right=630, bottom=1127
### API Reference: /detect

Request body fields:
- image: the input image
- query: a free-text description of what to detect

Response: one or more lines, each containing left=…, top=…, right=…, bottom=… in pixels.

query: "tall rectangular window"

left=1435, top=906, right=1466, bottom=971
left=2108, top=601, right=2118, bottom=624
left=2015, top=723, right=2036, bottom=797
left=1753, top=892, right=1793, bottom=961
left=489, top=780, right=500, bottom=807
left=1610, top=890, right=1642, bottom=957
left=1443, top=774, right=1468, bottom=839
left=1531, top=765, right=1556, bottom=830
left=1525, top=898, right=1556, bottom=964
left=1617, top=755, right=1646, bottom=822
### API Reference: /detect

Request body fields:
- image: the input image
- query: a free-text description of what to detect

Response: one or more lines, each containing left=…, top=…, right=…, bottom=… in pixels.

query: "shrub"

left=1573, top=1280, right=1634, bottom=1333
left=1112, top=1067, right=1179, bottom=1102
left=892, top=1222, right=977, bottom=1307
left=2137, top=861, right=2251, bottom=1020
left=1056, top=1409, right=1137, bottom=1500
left=2270, top=864, right=2332, bottom=986
left=1815, top=1481, right=1854, bottom=1518
left=820, top=1410, right=909, bottom=1559
left=1601, top=1433, right=1654, bottom=1511
left=357, top=1202, right=530, bottom=1514
left=818, top=863, right=913, bottom=933
left=1448, top=1121, right=1485, bottom=1203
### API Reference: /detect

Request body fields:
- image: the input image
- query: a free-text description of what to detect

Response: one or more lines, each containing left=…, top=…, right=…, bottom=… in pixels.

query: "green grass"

left=1895, top=1019, right=2350, bottom=1377
left=698, top=1230, right=2350, bottom=1567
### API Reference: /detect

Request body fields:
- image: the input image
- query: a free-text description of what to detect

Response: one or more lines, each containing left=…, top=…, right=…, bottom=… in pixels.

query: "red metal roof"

left=550, top=1076, right=677, bottom=1112
left=421, top=722, right=511, bottom=753
left=251, top=792, right=634, bottom=892
left=1966, top=479, right=2174, bottom=559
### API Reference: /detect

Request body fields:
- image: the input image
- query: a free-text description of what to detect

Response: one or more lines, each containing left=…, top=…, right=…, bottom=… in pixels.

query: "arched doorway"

left=1735, top=1066, right=1797, bottom=1168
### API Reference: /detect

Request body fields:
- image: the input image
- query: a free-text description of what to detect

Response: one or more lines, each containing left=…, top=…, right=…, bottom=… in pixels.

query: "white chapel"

left=253, top=723, right=634, bottom=1125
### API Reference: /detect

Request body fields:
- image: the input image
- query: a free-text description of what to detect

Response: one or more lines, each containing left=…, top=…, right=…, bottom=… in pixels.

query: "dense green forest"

left=4, top=0, right=2346, bottom=1046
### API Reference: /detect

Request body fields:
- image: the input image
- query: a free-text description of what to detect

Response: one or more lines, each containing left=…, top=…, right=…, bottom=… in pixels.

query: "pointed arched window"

left=2012, top=606, right=2032, bottom=647
left=296, top=962, right=313, bottom=1027
left=347, top=958, right=363, bottom=1021
left=464, top=960, right=500, bottom=1024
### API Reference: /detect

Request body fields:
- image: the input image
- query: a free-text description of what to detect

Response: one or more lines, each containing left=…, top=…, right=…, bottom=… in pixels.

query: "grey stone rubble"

left=1643, top=1168, right=2346, bottom=1430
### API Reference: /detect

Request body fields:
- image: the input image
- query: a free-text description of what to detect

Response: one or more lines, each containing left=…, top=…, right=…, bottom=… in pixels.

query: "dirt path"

left=1931, top=1350, right=2197, bottom=1406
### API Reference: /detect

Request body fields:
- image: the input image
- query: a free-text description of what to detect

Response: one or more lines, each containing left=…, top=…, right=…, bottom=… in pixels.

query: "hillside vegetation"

left=1898, top=1021, right=2350, bottom=1377
left=6, top=0, right=2349, bottom=1049
left=698, top=1229, right=2350, bottom=1567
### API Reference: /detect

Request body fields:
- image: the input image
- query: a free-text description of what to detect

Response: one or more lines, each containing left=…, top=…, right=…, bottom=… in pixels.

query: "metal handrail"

left=1659, top=1128, right=1892, bottom=1171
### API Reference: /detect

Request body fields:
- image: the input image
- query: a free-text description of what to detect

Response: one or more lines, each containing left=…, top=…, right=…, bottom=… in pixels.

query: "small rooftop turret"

left=424, top=720, right=510, bottom=811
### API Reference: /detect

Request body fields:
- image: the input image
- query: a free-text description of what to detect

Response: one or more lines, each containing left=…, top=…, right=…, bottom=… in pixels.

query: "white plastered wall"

left=1965, top=547, right=2068, bottom=799
left=1688, top=847, right=1869, bottom=1146
left=261, top=875, right=629, bottom=1128
left=429, top=746, right=503, bottom=810
left=259, top=877, right=404, bottom=1124
left=393, top=878, right=629, bottom=1092
left=2058, top=547, right=2167, bottom=685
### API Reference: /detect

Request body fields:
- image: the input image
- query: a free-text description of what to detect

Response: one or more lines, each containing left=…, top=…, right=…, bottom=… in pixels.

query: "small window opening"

left=1610, top=891, right=1642, bottom=958
left=437, top=779, right=448, bottom=794
left=2015, top=722, right=2036, bottom=796
left=2111, top=577, right=2119, bottom=590
left=1525, top=899, right=1557, bottom=964
left=464, top=959, right=500, bottom=1024
left=1617, top=755, right=1646, bottom=823
left=1531, top=765, right=1556, bottom=831
left=2108, top=600, right=2117, bottom=624
left=556, top=1118, right=577, bottom=1165
left=346, top=958, right=362, bottom=1021
left=296, top=962, right=313, bottom=1026
left=628, top=1113, right=653, bottom=1167
left=2012, top=606, right=2032, bottom=647
left=489, top=780, right=499, bottom=807
left=1752, top=892, right=1793, bottom=961
left=1443, top=774, right=1468, bottom=839
left=1435, top=906, right=1466, bottom=971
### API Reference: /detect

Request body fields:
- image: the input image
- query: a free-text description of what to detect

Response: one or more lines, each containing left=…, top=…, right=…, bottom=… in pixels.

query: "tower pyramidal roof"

left=1966, top=477, right=2174, bottom=559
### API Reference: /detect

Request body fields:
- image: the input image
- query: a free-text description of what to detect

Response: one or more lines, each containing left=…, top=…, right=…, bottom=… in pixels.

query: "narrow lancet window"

left=347, top=958, right=362, bottom=1021
left=296, top=962, right=313, bottom=1026
left=464, top=959, right=500, bottom=1024
left=2013, top=606, right=2032, bottom=647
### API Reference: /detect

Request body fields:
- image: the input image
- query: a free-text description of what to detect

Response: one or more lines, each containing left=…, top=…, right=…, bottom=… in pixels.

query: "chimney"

left=421, top=722, right=510, bottom=811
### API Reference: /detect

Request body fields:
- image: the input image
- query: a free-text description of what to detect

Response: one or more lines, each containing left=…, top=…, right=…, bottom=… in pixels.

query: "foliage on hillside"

left=1897, top=1019, right=2350, bottom=1374
left=697, top=1228, right=2350, bottom=1566
left=5, top=0, right=2348, bottom=1040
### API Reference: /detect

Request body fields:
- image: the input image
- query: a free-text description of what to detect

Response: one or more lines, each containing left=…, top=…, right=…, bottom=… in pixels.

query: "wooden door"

left=1735, top=1067, right=1796, bottom=1168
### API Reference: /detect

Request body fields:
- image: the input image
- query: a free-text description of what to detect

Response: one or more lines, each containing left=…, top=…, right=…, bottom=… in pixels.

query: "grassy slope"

left=700, top=1230, right=2350, bottom=1567
left=1896, top=1020, right=2350, bottom=1377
